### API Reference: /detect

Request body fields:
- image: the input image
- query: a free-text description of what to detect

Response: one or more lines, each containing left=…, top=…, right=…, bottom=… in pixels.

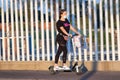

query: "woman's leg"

left=62, top=46, right=67, bottom=64
left=62, top=45, right=70, bottom=69
left=54, top=35, right=68, bottom=67
left=55, top=45, right=63, bottom=64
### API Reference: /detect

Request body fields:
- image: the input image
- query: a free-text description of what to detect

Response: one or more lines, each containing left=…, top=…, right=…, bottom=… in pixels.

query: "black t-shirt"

left=56, top=19, right=70, bottom=36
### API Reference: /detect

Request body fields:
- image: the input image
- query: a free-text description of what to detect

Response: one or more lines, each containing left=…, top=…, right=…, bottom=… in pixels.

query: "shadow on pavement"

left=80, top=61, right=98, bottom=80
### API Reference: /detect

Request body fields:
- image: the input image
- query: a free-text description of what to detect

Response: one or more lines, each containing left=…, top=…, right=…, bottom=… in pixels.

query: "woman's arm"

left=60, top=27, right=69, bottom=36
left=60, top=27, right=72, bottom=37
left=70, top=24, right=80, bottom=35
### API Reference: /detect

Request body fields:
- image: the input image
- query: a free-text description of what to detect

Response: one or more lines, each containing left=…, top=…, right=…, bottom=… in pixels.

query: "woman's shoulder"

left=65, top=18, right=70, bottom=22
left=56, top=20, right=60, bottom=23
left=56, top=20, right=62, bottom=24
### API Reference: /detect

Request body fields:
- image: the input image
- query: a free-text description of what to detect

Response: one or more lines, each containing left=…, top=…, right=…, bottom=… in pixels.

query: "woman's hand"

left=63, top=36, right=69, bottom=40
left=77, top=33, right=82, bottom=37
left=63, top=34, right=72, bottom=40
left=68, top=34, right=72, bottom=37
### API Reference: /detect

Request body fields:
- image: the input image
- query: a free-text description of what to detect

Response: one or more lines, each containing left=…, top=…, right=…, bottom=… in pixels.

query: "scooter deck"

left=55, top=69, right=72, bottom=72
left=49, top=66, right=73, bottom=72
left=63, top=70, right=72, bottom=72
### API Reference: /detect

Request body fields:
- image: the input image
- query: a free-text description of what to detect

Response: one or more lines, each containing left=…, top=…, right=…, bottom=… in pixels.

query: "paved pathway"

left=0, top=71, right=120, bottom=80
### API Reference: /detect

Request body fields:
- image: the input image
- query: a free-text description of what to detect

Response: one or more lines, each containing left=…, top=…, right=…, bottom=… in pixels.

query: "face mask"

left=64, top=15, right=67, bottom=19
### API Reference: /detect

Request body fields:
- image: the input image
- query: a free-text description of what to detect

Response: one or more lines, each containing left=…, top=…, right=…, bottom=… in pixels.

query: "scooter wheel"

left=48, top=66, right=57, bottom=74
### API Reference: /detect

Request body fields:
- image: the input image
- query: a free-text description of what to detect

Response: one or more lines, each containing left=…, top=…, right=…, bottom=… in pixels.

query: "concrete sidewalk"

left=0, top=71, right=120, bottom=80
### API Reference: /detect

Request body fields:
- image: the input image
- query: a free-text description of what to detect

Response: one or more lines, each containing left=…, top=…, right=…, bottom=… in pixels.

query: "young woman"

left=54, top=9, right=81, bottom=70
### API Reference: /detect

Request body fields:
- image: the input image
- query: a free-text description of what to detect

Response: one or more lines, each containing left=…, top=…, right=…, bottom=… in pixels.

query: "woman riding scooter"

left=54, top=9, right=81, bottom=70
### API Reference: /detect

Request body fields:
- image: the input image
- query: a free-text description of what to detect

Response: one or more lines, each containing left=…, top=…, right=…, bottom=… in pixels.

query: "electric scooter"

left=48, top=34, right=88, bottom=75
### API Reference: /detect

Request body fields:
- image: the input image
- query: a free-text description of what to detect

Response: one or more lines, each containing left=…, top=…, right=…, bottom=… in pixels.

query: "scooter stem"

left=72, top=62, right=78, bottom=70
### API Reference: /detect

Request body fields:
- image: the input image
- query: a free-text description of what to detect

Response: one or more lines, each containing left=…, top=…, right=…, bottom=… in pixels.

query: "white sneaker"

left=63, top=66, right=70, bottom=70
left=54, top=66, right=63, bottom=71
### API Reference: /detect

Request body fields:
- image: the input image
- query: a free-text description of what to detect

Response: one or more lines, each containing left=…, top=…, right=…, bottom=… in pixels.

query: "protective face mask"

left=64, top=15, right=67, bottom=19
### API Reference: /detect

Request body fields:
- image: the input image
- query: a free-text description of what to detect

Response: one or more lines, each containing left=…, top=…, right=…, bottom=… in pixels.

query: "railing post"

left=116, top=0, right=120, bottom=61
left=66, top=0, right=71, bottom=61
left=50, top=0, right=55, bottom=61
left=76, top=0, right=82, bottom=61
left=24, top=0, right=30, bottom=61
left=15, top=0, right=20, bottom=61
left=1, top=0, right=6, bottom=61
left=99, top=0, right=104, bottom=61
left=104, top=0, right=110, bottom=61
left=40, top=0, right=45, bottom=61
left=10, top=0, right=15, bottom=61
left=35, top=0, right=40, bottom=61
left=20, top=0, right=25, bottom=61
left=61, top=0, right=64, bottom=9
left=110, top=0, right=115, bottom=61
left=45, top=0, right=50, bottom=61
left=93, top=0, right=98, bottom=61
left=88, top=0, right=93, bottom=61
left=30, top=0, right=35, bottom=61
left=82, top=0, right=87, bottom=61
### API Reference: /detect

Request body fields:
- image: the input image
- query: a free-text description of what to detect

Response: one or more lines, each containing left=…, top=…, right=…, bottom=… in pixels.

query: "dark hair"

left=59, top=9, right=66, bottom=19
